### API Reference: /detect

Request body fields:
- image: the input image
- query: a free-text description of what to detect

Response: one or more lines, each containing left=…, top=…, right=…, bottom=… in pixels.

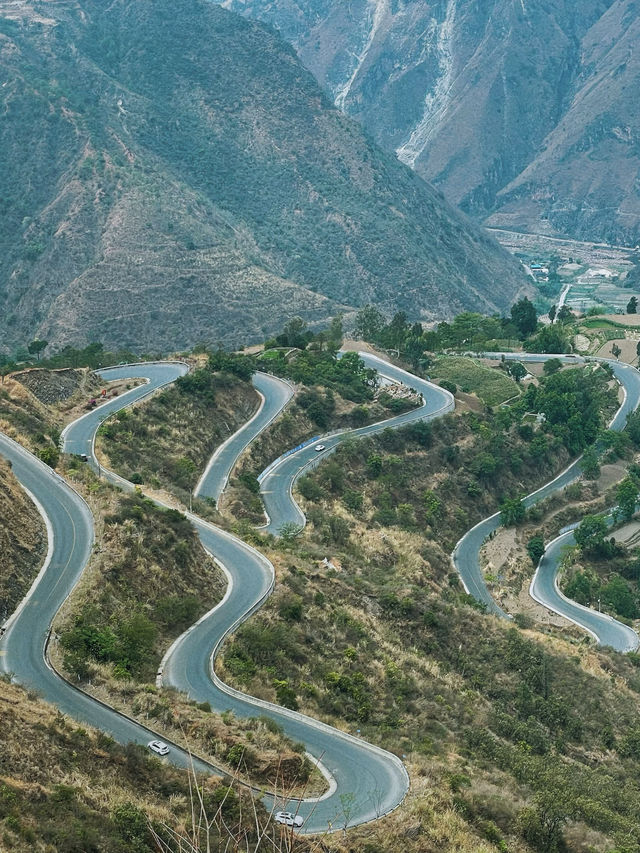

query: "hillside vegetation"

left=0, top=457, right=45, bottom=623
left=0, top=677, right=288, bottom=853
left=96, top=359, right=259, bottom=501
left=218, top=362, right=640, bottom=852
left=0, top=0, right=527, bottom=356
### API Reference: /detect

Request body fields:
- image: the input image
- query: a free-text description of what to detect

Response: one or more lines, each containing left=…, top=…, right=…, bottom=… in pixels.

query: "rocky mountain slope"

left=0, top=0, right=527, bottom=356
left=221, top=0, right=640, bottom=244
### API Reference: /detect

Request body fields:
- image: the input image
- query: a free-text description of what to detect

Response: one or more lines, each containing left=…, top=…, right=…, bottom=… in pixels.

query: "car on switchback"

left=274, top=811, right=304, bottom=827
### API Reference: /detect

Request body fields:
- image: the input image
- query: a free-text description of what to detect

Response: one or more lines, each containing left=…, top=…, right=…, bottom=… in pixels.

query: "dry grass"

left=0, top=457, right=46, bottom=622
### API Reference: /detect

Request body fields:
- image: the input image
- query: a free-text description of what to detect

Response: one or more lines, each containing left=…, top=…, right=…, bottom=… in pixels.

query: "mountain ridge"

left=0, top=0, right=528, bottom=355
left=219, top=0, right=640, bottom=244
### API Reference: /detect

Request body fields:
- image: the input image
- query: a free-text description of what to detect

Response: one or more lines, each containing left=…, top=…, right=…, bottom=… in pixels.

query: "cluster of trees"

left=263, top=317, right=378, bottom=403
left=563, top=473, right=640, bottom=619
left=351, top=297, right=576, bottom=368
left=516, top=366, right=610, bottom=455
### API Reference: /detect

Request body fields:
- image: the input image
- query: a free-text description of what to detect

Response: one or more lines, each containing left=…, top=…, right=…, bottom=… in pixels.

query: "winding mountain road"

left=2, top=349, right=639, bottom=836
left=453, top=354, right=640, bottom=650
left=195, top=372, right=294, bottom=504
left=259, top=353, right=455, bottom=534
left=2, top=357, right=452, bottom=832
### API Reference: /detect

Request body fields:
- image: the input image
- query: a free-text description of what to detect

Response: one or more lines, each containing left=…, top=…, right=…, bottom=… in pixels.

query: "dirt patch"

left=602, top=314, right=640, bottom=326
left=612, top=521, right=640, bottom=547
left=574, top=333, right=590, bottom=352
left=596, top=338, right=639, bottom=365
left=597, top=460, right=628, bottom=492
left=453, top=390, right=483, bottom=414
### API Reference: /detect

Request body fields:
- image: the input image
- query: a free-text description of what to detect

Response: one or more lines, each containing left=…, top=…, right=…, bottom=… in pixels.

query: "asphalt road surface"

left=0, top=429, right=213, bottom=776
left=259, top=352, right=454, bottom=534
left=453, top=355, right=640, bottom=649
left=3, top=350, right=638, bottom=838
left=195, top=372, right=293, bottom=503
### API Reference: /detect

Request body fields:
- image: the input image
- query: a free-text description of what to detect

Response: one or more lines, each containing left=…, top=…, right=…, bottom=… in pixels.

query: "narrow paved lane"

left=259, top=353, right=454, bottom=534
left=4, top=348, right=638, bottom=841
left=195, top=372, right=293, bottom=502
left=453, top=355, right=640, bottom=649
left=0, top=430, right=214, bottom=776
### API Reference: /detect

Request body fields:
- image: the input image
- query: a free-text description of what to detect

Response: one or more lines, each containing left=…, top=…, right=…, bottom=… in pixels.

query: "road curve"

left=6, top=359, right=416, bottom=833
left=5, top=348, right=637, bottom=838
left=453, top=354, right=640, bottom=650
left=259, top=352, right=455, bottom=535
left=195, top=372, right=293, bottom=503
left=530, top=526, right=639, bottom=652
left=0, top=416, right=214, bottom=777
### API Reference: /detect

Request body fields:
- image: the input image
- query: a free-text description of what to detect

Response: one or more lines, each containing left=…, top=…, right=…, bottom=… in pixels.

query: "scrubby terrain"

left=0, top=456, right=45, bottom=623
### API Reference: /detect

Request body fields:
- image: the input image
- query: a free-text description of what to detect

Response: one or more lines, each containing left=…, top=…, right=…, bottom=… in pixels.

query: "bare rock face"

left=220, top=0, right=640, bottom=244
left=0, top=0, right=527, bottom=356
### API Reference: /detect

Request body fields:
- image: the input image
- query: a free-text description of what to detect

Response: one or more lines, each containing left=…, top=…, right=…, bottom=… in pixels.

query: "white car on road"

left=274, top=811, right=304, bottom=827
left=148, top=740, right=170, bottom=756
left=314, top=444, right=326, bottom=452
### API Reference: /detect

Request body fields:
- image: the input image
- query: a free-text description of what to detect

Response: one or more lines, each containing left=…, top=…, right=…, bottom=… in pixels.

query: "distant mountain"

left=0, top=0, right=527, bottom=355
left=220, top=0, right=640, bottom=245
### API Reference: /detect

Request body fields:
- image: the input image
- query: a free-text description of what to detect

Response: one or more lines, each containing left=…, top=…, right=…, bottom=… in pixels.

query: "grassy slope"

left=430, top=356, right=520, bottom=406
left=95, top=369, right=259, bottom=502
left=0, top=678, right=290, bottom=853
left=217, top=369, right=640, bottom=851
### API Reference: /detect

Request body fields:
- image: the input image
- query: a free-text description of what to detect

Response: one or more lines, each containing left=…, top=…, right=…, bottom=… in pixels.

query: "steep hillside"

left=0, top=0, right=527, bottom=356
left=0, top=456, right=45, bottom=623
left=488, top=0, right=640, bottom=242
left=221, top=0, right=640, bottom=244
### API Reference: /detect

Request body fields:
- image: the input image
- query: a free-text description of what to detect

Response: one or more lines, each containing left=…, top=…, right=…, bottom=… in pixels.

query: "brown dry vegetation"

left=95, top=370, right=259, bottom=503
left=0, top=456, right=46, bottom=622
left=0, top=373, right=59, bottom=453
left=216, top=372, right=640, bottom=851
left=224, top=386, right=417, bottom=522
left=219, top=509, right=640, bottom=851
left=48, top=458, right=321, bottom=797
left=0, top=677, right=312, bottom=853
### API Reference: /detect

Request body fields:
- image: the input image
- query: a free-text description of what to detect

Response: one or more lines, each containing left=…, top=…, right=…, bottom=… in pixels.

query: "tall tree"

left=354, top=305, right=385, bottom=343
left=616, top=477, right=639, bottom=521
left=574, top=514, right=608, bottom=553
left=556, top=305, right=572, bottom=323
left=627, top=296, right=638, bottom=314
left=27, top=339, right=48, bottom=361
left=510, top=297, right=537, bottom=338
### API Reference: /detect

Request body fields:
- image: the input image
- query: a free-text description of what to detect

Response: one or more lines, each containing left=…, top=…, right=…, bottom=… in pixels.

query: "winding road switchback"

left=195, top=372, right=294, bottom=503
left=454, top=354, right=640, bottom=650
left=259, top=352, right=455, bottom=535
